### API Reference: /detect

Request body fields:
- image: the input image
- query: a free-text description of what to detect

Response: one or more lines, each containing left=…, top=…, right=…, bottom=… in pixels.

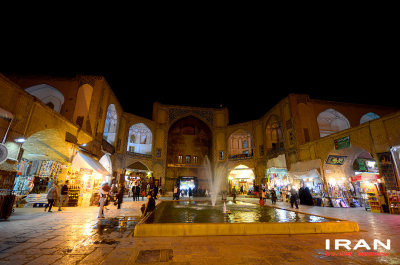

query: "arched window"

left=265, top=116, right=284, bottom=150
left=228, top=129, right=252, bottom=158
left=103, top=104, right=118, bottom=145
left=317, top=108, right=350, bottom=137
left=25, top=84, right=64, bottom=113
left=73, top=84, right=93, bottom=127
left=127, top=123, right=152, bottom=155
left=360, top=112, right=380, bottom=124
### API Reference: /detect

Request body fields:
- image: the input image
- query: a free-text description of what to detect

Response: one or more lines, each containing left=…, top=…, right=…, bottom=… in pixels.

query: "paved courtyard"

left=0, top=195, right=400, bottom=264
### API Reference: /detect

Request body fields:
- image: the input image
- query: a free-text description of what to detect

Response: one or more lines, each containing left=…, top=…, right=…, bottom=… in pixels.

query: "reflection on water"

left=146, top=201, right=334, bottom=224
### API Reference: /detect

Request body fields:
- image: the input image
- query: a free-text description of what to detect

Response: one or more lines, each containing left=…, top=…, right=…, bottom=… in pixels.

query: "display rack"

left=387, top=190, right=400, bottom=214
left=67, top=184, right=81, bottom=207
left=360, top=192, right=370, bottom=211
left=366, top=186, right=382, bottom=213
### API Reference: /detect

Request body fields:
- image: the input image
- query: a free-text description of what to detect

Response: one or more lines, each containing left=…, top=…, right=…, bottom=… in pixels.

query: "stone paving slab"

left=1, top=196, right=400, bottom=264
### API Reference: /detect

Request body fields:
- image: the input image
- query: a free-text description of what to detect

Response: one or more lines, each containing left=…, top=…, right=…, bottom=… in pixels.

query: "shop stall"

left=288, top=159, right=329, bottom=206
left=228, top=165, right=255, bottom=195
left=69, top=152, right=110, bottom=207
left=13, top=159, right=63, bottom=207
left=349, top=173, right=381, bottom=208
left=267, top=168, right=290, bottom=200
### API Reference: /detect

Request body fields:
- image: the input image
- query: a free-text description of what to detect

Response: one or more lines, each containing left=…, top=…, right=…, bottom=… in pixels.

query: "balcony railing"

left=126, top=151, right=152, bottom=158
left=228, top=153, right=253, bottom=160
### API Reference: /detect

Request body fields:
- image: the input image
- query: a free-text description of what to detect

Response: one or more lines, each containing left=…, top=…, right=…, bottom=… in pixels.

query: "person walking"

left=45, top=184, right=58, bottom=212
left=173, top=186, right=179, bottom=200
left=232, top=186, right=237, bottom=201
left=260, top=188, right=266, bottom=205
left=270, top=188, right=277, bottom=205
left=98, top=182, right=111, bottom=218
left=111, top=184, right=118, bottom=201
left=135, top=185, right=141, bottom=201
left=58, top=180, right=69, bottom=211
left=290, top=186, right=299, bottom=209
left=116, top=183, right=125, bottom=209
left=240, top=185, right=244, bottom=195
left=132, top=185, right=139, bottom=201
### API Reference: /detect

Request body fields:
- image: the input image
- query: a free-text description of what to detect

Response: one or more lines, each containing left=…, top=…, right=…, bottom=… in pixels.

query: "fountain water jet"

left=203, top=155, right=226, bottom=206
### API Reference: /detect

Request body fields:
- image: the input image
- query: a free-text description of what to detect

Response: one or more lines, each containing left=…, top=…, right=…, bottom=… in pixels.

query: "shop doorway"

left=228, top=165, right=255, bottom=195
left=178, top=177, right=197, bottom=197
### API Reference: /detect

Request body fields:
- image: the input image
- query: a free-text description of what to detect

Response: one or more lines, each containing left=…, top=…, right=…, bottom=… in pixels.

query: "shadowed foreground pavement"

left=0, top=195, right=399, bottom=264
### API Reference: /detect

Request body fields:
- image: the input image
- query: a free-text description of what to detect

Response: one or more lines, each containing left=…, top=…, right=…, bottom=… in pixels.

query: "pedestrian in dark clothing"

left=270, top=189, right=277, bottom=205
left=188, top=187, right=192, bottom=198
left=45, top=184, right=58, bottom=212
left=153, top=186, right=159, bottom=199
left=290, top=187, right=299, bottom=209
left=132, top=185, right=136, bottom=201
left=303, top=187, right=314, bottom=206
left=58, top=180, right=69, bottom=211
left=143, top=194, right=156, bottom=216
left=232, top=186, right=237, bottom=201
left=116, top=184, right=125, bottom=209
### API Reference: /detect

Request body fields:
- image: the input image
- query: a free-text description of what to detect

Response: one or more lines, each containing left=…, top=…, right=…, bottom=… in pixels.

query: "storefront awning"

left=71, top=152, right=110, bottom=175
left=287, top=159, right=322, bottom=180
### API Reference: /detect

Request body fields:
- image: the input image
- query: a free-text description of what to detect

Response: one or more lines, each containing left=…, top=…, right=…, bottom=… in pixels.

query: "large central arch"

left=165, top=116, right=212, bottom=193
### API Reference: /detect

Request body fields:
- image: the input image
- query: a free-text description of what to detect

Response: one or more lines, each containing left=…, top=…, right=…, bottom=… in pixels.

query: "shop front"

left=288, top=159, right=329, bottom=207
left=13, top=159, right=64, bottom=207
left=267, top=168, right=290, bottom=201
left=350, top=173, right=384, bottom=212
left=228, top=165, right=255, bottom=195
left=69, top=152, right=110, bottom=207
left=266, top=154, right=289, bottom=200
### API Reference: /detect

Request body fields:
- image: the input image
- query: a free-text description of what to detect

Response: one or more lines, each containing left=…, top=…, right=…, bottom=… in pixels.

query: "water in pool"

left=145, top=200, right=333, bottom=224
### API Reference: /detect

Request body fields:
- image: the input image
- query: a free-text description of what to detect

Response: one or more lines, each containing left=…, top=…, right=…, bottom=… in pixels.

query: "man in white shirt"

left=98, top=182, right=110, bottom=218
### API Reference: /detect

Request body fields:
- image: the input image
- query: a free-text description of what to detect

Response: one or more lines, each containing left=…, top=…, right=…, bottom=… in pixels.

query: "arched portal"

left=317, top=109, right=350, bottom=137
left=165, top=116, right=212, bottom=193
left=228, top=165, right=255, bottom=194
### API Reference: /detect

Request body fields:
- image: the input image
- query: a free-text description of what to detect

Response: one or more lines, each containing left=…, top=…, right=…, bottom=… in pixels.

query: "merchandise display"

left=366, top=184, right=382, bottom=213
left=387, top=190, right=400, bottom=214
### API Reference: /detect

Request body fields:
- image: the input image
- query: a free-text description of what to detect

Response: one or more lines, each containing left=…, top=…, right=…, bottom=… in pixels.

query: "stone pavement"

left=0, top=195, right=399, bottom=264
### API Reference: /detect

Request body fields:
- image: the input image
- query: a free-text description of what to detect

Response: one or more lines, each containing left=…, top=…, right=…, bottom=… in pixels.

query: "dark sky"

left=2, top=28, right=398, bottom=124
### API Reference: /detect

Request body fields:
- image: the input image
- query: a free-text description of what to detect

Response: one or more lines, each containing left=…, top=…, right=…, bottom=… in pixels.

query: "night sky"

left=1, top=33, right=398, bottom=125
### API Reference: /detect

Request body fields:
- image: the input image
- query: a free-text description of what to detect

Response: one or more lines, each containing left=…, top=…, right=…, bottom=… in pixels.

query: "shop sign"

left=334, top=136, right=350, bottom=150
left=350, top=175, right=362, bottom=182
left=326, top=155, right=347, bottom=165
left=356, top=159, right=367, bottom=171
left=350, top=174, right=381, bottom=182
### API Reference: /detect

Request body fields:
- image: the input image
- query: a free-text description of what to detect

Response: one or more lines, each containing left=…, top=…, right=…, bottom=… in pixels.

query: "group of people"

left=172, top=186, right=194, bottom=200
left=44, top=180, right=69, bottom=212
left=43, top=180, right=157, bottom=220
left=258, top=186, right=314, bottom=209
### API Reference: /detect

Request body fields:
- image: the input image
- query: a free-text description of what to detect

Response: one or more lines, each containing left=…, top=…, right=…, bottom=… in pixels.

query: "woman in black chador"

left=303, top=187, right=314, bottom=206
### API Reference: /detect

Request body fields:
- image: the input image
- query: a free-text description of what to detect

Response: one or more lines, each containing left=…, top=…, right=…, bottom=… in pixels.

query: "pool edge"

left=133, top=221, right=360, bottom=237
